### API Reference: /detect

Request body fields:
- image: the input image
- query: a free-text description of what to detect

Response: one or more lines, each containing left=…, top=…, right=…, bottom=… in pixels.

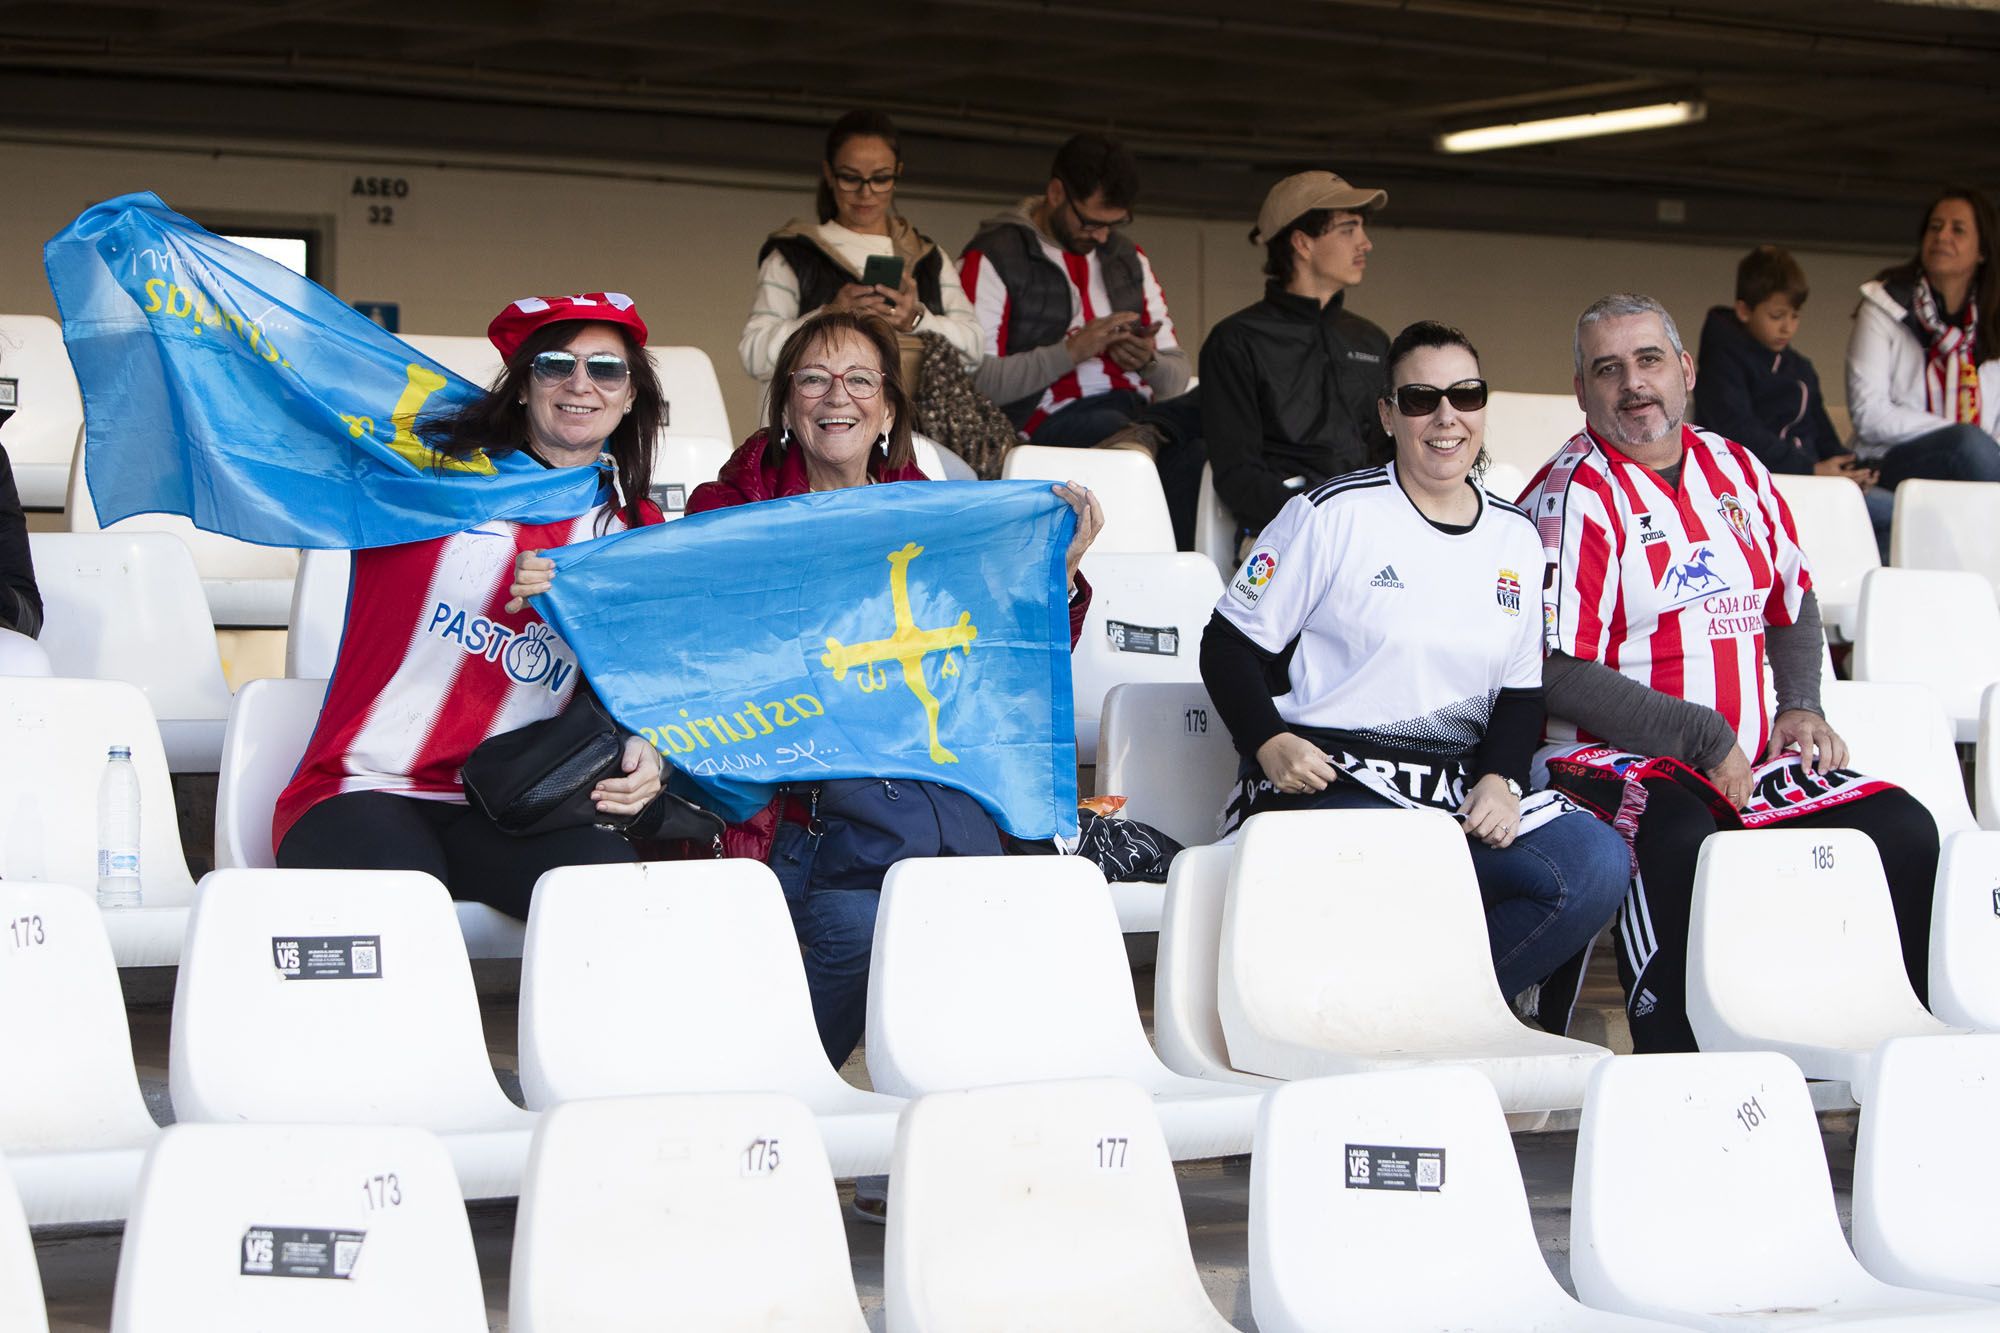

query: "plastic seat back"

left=1929, top=830, right=2000, bottom=1030
left=285, top=549, right=350, bottom=680
left=214, top=677, right=327, bottom=870
left=1572, top=1051, right=1883, bottom=1323
left=518, top=860, right=854, bottom=1108
left=1772, top=472, right=1880, bottom=637
left=0, top=1156, right=49, bottom=1333
left=0, top=626, right=51, bottom=676
left=1820, top=679, right=1976, bottom=835
left=1097, top=682, right=1238, bottom=849
left=1251, top=1068, right=1591, bottom=1333
left=1001, top=444, right=1175, bottom=554
left=1482, top=461, right=1527, bottom=504
left=1853, top=1033, right=2000, bottom=1299
left=169, top=869, right=526, bottom=1130
left=1154, top=845, right=1248, bottom=1083
left=1192, top=463, right=1240, bottom=577
left=1976, top=683, right=2000, bottom=831
left=1071, top=554, right=1221, bottom=762
left=0, top=881, right=157, bottom=1153
left=1891, top=478, right=2000, bottom=598
left=647, top=434, right=731, bottom=518
left=0, top=677, right=195, bottom=906
left=0, top=312, right=83, bottom=510
left=398, top=332, right=502, bottom=389
left=1851, top=566, right=2000, bottom=742
left=885, top=1077, right=1233, bottom=1333
left=866, top=856, right=1165, bottom=1095
left=511, top=1092, right=866, bottom=1333
left=109, top=1122, right=486, bottom=1333
left=1687, top=829, right=1953, bottom=1085
left=651, top=345, right=732, bottom=442
left=1482, top=391, right=1578, bottom=478
left=912, top=433, right=976, bottom=480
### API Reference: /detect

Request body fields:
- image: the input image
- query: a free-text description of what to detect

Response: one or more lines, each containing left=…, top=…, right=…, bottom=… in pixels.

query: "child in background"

left=1695, top=244, right=1891, bottom=551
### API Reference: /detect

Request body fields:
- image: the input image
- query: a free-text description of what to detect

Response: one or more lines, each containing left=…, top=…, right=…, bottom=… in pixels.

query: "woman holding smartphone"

left=740, top=109, right=985, bottom=384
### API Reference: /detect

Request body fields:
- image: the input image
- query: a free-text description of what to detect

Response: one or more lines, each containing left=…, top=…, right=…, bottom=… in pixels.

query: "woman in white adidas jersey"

left=1199, top=320, right=1626, bottom=1006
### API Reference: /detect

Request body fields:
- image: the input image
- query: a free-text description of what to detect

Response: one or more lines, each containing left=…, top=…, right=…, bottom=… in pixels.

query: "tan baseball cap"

left=1251, top=170, right=1388, bottom=244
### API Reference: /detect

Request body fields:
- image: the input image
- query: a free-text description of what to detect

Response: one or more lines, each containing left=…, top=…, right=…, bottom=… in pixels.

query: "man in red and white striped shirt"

left=959, top=133, right=1189, bottom=445
left=1524, top=293, right=1937, bottom=1053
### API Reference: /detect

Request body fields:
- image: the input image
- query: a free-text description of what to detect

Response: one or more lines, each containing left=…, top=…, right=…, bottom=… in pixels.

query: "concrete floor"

left=31, top=956, right=1866, bottom=1332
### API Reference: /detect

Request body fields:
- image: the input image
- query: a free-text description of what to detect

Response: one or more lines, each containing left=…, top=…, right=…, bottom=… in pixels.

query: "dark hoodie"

left=1691, top=305, right=1842, bottom=474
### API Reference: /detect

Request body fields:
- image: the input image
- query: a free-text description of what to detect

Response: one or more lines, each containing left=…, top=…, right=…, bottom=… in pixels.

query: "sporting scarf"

left=1901, top=277, right=1982, bottom=425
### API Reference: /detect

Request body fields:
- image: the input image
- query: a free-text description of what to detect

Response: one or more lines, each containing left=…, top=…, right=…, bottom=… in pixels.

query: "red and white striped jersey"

left=960, top=235, right=1179, bottom=437
left=273, top=502, right=650, bottom=847
left=1525, top=425, right=1813, bottom=759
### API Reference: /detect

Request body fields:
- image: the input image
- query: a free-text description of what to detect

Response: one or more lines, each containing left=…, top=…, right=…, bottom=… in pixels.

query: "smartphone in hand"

left=860, top=254, right=906, bottom=290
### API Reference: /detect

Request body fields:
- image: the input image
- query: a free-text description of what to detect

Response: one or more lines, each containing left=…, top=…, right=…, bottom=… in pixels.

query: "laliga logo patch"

left=1716, top=492, right=1754, bottom=548
left=1495, top=568, right=1522, bottom=615
left=1230, top=546, right=1279, bottom=607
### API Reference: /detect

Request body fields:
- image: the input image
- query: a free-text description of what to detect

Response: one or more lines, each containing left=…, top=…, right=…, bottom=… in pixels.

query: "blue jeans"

left=1280, top=782, right=1630, bottom=999
left=1875, top=422, right=2000, bottom=487
left=769, top=821, right=877, bottom=1067
left=1027, top=389, right=1152, bottom=447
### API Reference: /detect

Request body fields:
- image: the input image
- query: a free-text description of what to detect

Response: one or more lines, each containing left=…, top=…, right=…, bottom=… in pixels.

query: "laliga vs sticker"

left=1344, top=1144, right=1446, bottom=1192
left=1230, top=546, right=1279, bottom=608
left=1495, top=568, right=1522, bottom=616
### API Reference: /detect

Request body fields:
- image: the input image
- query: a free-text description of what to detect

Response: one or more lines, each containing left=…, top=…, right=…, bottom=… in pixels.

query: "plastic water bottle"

left=96, top=745, right=142, bottom=909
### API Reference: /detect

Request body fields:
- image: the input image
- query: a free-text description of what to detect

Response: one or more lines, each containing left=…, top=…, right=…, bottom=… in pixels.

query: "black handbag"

left=463, top=688, right=724, bottom=842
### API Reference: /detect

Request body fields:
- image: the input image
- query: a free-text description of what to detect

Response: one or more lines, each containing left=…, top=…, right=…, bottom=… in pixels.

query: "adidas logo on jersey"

left=1368, top=564, right=1404, bottom=589
left=1633, top=988, right=1658, bottom=1018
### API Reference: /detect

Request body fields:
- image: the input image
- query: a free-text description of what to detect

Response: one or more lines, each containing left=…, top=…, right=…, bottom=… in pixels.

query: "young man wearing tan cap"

left=1200, top=170, right=1393, bottom=543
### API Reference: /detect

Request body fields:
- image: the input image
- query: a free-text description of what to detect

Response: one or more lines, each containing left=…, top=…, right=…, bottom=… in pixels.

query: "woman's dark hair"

left=1052, top=132, right=1139, bottom=212
left=1874, top=186, right=1998, bottom=362
left=817, top=109, right=902, bottom=226
left=419, top=320, right=662, bottom=532
left=1384, top=320, right=1489, bottom=479
left=1259, top=207, right=1338, bottom=284
left=765, top=310, right=915, bottom=472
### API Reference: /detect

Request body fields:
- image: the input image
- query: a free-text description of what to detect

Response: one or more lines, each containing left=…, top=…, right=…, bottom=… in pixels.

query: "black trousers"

left=277, top=790, right=639, bottom=920
left=1541, top=776, right=1937, bottom=1054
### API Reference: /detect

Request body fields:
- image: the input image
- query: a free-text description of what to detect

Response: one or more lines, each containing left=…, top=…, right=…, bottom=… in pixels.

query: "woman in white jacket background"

left=1845, top=187, right=2000, bottom=487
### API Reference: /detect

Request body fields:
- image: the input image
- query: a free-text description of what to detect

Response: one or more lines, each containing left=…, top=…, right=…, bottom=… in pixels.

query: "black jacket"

left=0, top=443, right=40, bottom=638
left=1199, top=284, right=1391, bottom=533
left=1691, top=305, right=1842, bottom=474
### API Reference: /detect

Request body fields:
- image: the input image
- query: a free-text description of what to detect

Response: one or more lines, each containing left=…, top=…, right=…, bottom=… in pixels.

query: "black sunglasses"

left=530, top=350, right=631, bottom=389
left=1387, top=379, right=1488, bottom=417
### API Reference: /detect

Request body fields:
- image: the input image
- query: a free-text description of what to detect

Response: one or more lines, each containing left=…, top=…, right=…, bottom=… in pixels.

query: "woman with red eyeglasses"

left=274, top=294, right=669, bottom=920
left=1198, top=320, right=1626, bottom=1021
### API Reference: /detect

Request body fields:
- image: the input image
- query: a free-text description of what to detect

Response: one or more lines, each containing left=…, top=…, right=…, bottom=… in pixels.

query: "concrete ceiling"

left=3, top=0, right=1997, bottom=248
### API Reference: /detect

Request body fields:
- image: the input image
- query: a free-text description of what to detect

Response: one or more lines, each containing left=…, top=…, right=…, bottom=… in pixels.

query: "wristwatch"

left=1502, top=778, right=1523, bottom=797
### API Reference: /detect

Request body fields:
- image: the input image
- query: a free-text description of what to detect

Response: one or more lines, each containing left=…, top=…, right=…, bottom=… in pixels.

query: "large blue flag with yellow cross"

left=533, top=480, right=1081, bottom=840
left=42, top=191, right=602, bottom=548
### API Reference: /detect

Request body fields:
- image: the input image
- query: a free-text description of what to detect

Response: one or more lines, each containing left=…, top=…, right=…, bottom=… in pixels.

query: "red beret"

left=486, top=292, right=649, bottom=361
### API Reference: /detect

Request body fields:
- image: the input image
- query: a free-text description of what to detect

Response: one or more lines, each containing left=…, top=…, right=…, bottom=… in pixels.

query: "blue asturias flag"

left=534, top=480, right=1080, bottom=840
left=42, top=191, right=602, bottom=549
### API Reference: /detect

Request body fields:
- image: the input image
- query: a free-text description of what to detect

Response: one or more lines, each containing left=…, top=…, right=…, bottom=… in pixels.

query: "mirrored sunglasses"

left=530, top=350, right=631, bottom=388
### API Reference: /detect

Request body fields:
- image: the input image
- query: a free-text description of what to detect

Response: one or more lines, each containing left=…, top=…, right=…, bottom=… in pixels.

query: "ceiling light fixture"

left=1436, top=100, right=1707, bottom=154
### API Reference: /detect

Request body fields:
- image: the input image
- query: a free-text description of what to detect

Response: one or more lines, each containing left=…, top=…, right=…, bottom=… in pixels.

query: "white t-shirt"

left=1215, top=462, right=1545, bottom=806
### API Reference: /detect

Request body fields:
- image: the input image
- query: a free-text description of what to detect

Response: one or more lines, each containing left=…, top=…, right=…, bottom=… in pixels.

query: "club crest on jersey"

left=1230, top=546, right=1280, bottom=607
left=1656, top=546, right=1732, bottom=610
left=1495, top=569, right=1522, bottom=615
left=1715, top=492, right=1755, bottom=547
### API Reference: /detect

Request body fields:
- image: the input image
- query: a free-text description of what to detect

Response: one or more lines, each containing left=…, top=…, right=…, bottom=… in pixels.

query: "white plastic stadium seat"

left=885, top=1078, right=1236, bottom=1333
left=1976, top=683, right=2000, bottom=831
left=1852, top=566, right=2000, bottom=744
left=1001, top=444, right=1176, bottom=556
left=285, top=548, right=349, bottom=679
left=0, top=626, right=49, bottom=675
left=1154, top=845, right=1275, bottom=1089
left=1218, top=810, right=1609, bottom=1112
left=110, top=1123, right=487, bottom=1333
left=511, top=1093, right=868, bottom=1333
left=169, top=869, right=537, bottom=1200
left=1572, top=1051, right=2000, bottom=1329
left=1482, top=460, right=1528, bottom=504
left=0, top=313, right=83, bottom=510
left=1193, top=463, right=1240, bottom=578
left=866, top=856, right=1261, bottom=1160
left=1891, top=478, right=2000, bottom=598
left=1772, top=473, right=1881, bottom=639
left=1929, top=830, right=2000, bottom=1031
left=399, top=331, right=503, bottom=388
left=211, top=676, right=525, bottom=960
left=1097, top=682, right=1239, bottom=857
left=0, top=881, right=160, bottom=1225
left=1071, top=553, right=1222, bottom=764
left=66, top=435, right=299, bottom=628
left=1853, top=1033, right=2000, bottom=1301
left=912, top=432, right=977, bottom=480
left=1687, top=829, right=1959, bottom=1090
left=1820, top=679, right=1977, bottom=836
left=0, top=1157, right=49, bottom=1333
left=652, top=345, right=733, bottom=443
left=648, top=434, right=731, bottom=518
left=1482, top=390, right=1579, bottom=479
left=1251, top=1068, right=1678, bottom=1333
left=28, top=530, right=233, bottom=771
left=0, top=677, right=198, bottom=966
left=518, top=861, right=903, bottom=1178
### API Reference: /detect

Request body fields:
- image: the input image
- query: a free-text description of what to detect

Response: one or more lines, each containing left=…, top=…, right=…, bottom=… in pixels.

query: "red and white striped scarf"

left=1909, top=278, right=1983, bottom=424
